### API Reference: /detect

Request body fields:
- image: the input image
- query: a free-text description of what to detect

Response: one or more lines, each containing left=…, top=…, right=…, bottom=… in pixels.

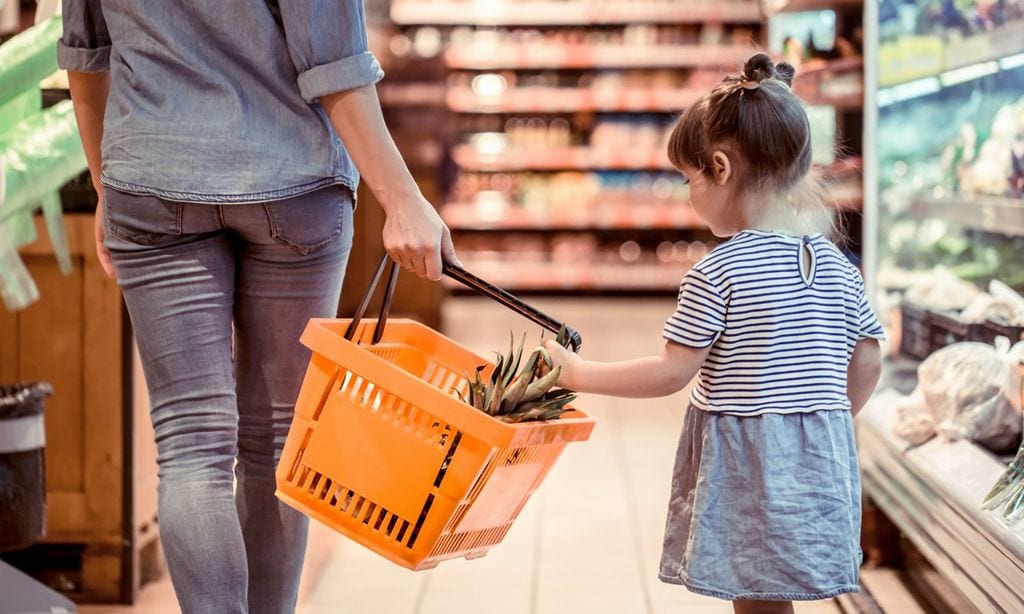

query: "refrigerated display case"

left=860, top=1, right=1024, bottom=610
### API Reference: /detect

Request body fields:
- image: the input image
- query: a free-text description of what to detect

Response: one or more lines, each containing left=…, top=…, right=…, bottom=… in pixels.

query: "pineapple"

left=455, top=326, right=577, bottom=423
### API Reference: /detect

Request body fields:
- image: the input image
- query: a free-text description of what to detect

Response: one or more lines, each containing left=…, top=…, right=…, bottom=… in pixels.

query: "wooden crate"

left=0, top=212, right=160, bottom=603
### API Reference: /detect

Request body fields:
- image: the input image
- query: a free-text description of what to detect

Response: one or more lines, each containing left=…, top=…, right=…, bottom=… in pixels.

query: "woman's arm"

left=544, top=340, right=709, bottom=398
left=847, top=338, right=882, bottom=416
left=67, top=70, right=114, bottom=278
left=320, top=85, right=457, bottom=281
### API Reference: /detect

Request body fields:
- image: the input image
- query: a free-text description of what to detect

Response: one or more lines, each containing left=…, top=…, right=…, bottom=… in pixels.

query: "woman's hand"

left=92, top=183, right=116, bottom=279
left=320, top=85, right=460, bottom=280
left=67, top=71, right=115, bottom=279
left=379, top=190, right=458, bottom=280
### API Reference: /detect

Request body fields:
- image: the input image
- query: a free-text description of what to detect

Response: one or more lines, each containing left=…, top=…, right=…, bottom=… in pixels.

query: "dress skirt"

left=658, top=405, right=862, bottom=601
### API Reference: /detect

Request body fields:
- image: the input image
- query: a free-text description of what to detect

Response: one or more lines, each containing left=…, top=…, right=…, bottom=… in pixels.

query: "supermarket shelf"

left=763, top=0, right=863, bottom=15
left=878, top=21, right=1024, bottom=91
left=909, top=194, right=1024, bottom=237
left=447, top=86, right=702, bottom=114
left=392, top=1, right=763, bottom=25
left=442, top=202, right=704, bottom=231
left=859, top=394, right=1024, bottom=612
left=445, top=44, right=754, bottom=70
left=453, top=145, right=674, bottom=171
left=442, top=261, right=687, bottom=293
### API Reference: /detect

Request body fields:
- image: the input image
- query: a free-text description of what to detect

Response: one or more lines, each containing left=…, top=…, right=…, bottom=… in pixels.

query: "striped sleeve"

left=663, top=269, right=727, bottom=348
left=854, top=276, right=886, bottom=341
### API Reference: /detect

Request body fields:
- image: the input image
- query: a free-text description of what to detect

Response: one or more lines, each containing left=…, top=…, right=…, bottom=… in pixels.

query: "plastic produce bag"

left=892, top=339, right=1024, bottom=453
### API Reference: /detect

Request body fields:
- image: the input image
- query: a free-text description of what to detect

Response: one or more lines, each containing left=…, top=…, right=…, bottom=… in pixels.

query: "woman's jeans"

left=103, top=186, right=354, bottom=614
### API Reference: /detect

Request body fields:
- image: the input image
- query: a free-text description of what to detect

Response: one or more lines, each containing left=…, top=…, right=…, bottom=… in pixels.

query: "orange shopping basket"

left=275, top=257, right=595, bottom=570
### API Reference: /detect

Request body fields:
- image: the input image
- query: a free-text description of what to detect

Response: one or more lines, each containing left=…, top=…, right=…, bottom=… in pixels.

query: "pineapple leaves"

left=456, top=329, right=577, bottom=423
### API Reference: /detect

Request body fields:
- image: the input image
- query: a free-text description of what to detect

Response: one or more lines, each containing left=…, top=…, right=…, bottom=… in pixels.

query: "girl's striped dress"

left=658, top=229, right=884, bottom=601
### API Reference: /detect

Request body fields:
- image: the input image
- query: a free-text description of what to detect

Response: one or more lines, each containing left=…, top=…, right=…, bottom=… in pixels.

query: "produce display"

left=902, top=266, right=1024, bottom=323
left=941, top=96, right=1024, bottom=198
left=876, top=62, right=1024, bottom=291
left=984, top=439, right=1024, bottom=523
left=879, top=0, right=1024, bottom=40
left=892, top=339, right=1024, bottom=453
left=456, top=327, right=577, bottom=423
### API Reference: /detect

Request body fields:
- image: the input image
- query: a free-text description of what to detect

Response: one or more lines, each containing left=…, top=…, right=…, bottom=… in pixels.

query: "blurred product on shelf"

left=891, top=267, right=1024, bottom=359
left=449, top=233, right=714, bottom=292
left=391, top=0, right=763, bottom=26
left=904, top=265, right=982, bottom=311
left=940, top=96, right=1024, bottom=198
left=444, top=171, right=696, bottom=230
left=453, top=114, right=676, bottom=170
left=444, top=68, right=722, bottom=112
left=878, top=0, right=1024, bottom=87
left=880, top=0, right=1024, bottom=40
left=443, top=24, right=757, bottom=69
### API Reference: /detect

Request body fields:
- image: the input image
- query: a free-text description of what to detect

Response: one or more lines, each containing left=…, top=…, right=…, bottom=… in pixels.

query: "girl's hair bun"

left=774, top=62, right=796, bottom=87
left=742, top=52, right=775, bottom=83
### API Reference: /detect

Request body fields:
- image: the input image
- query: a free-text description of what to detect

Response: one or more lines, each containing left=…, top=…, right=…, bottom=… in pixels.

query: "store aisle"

left=299, top=297, right=841, bottom=614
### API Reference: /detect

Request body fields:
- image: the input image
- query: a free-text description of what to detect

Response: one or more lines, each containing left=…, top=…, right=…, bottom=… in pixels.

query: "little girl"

left=544, top=53, right=884, bottom=614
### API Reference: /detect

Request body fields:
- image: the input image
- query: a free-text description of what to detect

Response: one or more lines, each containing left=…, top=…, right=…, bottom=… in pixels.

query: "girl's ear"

left=711, top=150, right=732, bottom=186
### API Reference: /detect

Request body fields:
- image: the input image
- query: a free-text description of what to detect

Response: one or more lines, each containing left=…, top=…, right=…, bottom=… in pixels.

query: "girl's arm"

left=543, top=340, right=710, bottom=398
left=847, top=338, right=882, bottom=416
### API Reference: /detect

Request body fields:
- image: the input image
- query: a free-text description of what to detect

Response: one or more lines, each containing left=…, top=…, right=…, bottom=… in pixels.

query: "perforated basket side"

left=277, top=317, right=597, bottom=569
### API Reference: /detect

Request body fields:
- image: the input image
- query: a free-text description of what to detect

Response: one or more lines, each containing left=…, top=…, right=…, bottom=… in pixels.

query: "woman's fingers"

left=380, top=195, right=450, bottom=281
left=93, top=195, right=117, bottom=279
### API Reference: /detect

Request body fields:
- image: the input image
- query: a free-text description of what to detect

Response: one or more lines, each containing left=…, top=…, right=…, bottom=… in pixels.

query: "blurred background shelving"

left=765, top=0, right=867, bottom=263
left=382, top=0, right=768, bottom=295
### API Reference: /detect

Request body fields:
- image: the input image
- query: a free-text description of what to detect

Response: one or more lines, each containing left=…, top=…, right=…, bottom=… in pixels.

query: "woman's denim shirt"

left=57, top=1, right=384, bottom=203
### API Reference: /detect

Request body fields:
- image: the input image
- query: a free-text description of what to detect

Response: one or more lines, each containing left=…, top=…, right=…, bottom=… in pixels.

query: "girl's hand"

left=543, top=340, right=580, bottom=389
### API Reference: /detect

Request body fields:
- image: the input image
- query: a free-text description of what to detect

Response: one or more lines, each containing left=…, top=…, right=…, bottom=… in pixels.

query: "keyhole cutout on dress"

left=798, top=240, right=816, bottom=286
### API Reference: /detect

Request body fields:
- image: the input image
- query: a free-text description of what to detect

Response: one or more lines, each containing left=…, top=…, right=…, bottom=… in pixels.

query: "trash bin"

left=0, top=382, right=52, bottom=552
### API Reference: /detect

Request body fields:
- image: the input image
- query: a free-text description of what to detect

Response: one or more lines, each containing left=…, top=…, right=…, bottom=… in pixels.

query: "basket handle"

left=344, top=255, right=400, bottom=344
left=345, top=255, right=582, bottom=352
left=442, top=262, right=582, bottom=352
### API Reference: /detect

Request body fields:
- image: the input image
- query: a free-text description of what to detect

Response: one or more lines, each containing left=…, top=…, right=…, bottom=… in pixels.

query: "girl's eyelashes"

left=679, top=172, right=690, bottom=185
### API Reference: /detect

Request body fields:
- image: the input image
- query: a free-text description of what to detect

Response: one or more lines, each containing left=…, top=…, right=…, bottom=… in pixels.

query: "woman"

left=58, top=2, right=455, bottom=612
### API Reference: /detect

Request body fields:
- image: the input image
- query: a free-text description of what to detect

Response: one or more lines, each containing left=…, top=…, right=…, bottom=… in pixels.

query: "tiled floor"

left=82, top=297, right=856, bottom=614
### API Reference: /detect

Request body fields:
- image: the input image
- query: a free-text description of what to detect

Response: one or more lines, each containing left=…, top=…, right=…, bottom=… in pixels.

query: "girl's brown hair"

left=669, top=53, right=836, bottom=237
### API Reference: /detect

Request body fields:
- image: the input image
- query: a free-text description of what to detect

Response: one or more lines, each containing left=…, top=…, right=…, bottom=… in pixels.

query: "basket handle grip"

left=442, top=261, right=582, bottom=352
left=344, top=255, right=400, bottom=344
left=345, top=255, right=582, bottom=352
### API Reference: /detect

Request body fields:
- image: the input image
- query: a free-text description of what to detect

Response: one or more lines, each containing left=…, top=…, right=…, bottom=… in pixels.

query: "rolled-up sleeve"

left=57, top=0, right=111, bottom=72
left=277, top=0, right=385, bottom=102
